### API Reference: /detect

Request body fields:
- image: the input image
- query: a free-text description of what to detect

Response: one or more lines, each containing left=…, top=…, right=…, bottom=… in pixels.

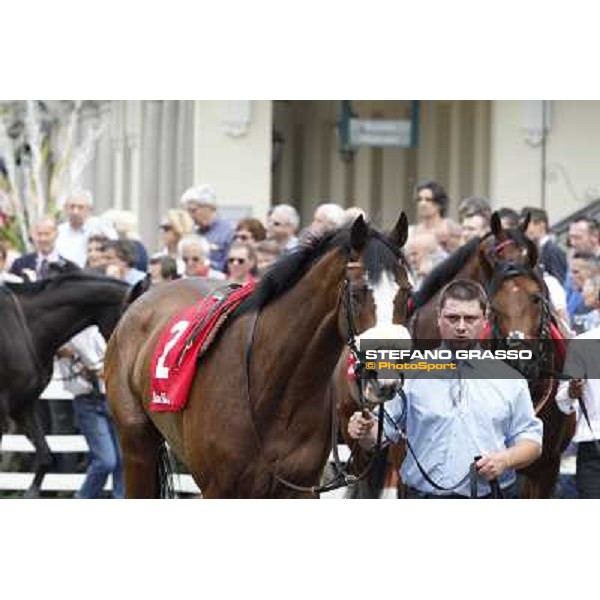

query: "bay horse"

left=485, top=261, right=575, bottom=498
left=0, top=269, right=132, bottom=497
left=104, top=215, right=412, bottom=498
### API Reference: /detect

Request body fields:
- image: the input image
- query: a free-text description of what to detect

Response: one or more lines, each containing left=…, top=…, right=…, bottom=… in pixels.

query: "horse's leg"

left=520, top=458, right=561, bottom=499
left=114, top=417, right=162, bottom=498
left=12, top=405, right=54, bottom=499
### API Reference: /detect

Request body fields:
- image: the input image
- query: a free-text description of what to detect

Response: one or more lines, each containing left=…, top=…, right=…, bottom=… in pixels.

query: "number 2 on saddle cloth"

left=149, top=282, right=256, bottom=412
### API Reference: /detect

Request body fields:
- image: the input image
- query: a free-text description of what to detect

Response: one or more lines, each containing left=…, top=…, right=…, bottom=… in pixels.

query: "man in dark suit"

left=10, top=215, right=69, bottom=281
left=521, top=207, right=567, bottom=284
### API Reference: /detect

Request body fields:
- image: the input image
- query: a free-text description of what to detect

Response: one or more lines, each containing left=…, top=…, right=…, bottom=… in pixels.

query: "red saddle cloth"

left=149, top=282, right=256, bottom=412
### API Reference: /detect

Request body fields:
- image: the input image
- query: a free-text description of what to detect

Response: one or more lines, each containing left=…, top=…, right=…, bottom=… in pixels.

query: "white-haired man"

left=180, top=184, right=233, bottom=273
left=56, top=190, right=117, bottom=268
left=309, top=202, right=346, bottom=236
left=178, top=234, right=226, bottom=280
left=266, top=203, right=300, bottom=252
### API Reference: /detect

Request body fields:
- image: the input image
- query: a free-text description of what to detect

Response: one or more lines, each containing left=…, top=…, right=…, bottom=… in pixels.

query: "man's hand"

left=568, top=378, right=584, bottom=400
left=476, top=451, right=510, bottom=481
left=347, top=411, right=375, bottom=442
left=56, top=346, right=74, bottom=360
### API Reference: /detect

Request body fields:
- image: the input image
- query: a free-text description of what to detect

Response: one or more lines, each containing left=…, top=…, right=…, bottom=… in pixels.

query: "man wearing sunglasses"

left=348, top=279, right=543, bottom=498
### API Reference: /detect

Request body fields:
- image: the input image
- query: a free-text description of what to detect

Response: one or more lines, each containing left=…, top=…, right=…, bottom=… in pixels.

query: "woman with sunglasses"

left=233, top=218, right=266, bottom=247
left=225, top=242, right=258, bottom=285
left=159, top=209, right=195, bottom=275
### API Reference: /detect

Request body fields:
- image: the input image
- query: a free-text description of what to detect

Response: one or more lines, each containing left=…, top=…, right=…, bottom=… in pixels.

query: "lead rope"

left=390, top=387, right=502, bottom=497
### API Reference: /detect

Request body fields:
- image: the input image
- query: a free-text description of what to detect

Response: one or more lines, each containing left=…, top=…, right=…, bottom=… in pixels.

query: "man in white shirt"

left=556, top=323, right=600, bottom=498
left=58, top=326, right=124, bottom=499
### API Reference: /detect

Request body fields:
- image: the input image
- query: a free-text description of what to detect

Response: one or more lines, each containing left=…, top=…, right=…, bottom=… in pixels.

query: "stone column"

left=125, top=101, right=143, bottom=218
left=111, top=101, right=125, bottom=210
left=140, top=101, right=161, bottom=249
left=95, top=101, right=113, bottom=212
left=158, top=100, right=176, bottom=217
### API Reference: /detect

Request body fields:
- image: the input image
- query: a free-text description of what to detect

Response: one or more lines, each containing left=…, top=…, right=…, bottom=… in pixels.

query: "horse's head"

left=487, top=263, right=551, bottom=377
left=343, top=213, right=413, bottom=401
left=479, top=211, right=538, bottom=280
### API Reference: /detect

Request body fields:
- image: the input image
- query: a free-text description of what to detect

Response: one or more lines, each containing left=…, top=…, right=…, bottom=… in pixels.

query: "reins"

left=384, top=386, right=502, bottom=498
left=242, top=265, right=392, bottom=496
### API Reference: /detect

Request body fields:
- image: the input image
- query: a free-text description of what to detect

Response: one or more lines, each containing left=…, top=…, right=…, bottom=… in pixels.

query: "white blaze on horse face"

left=357, top=270, right=411, bottom=347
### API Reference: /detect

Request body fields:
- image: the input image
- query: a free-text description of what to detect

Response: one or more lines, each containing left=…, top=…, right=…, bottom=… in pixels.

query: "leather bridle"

left=242, top=259, right=410, bottom=495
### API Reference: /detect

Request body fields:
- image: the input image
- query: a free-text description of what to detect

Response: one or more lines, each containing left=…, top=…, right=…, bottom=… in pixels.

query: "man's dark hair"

left=520, top=206, right=548, bottom=229
left=496, top=207, right=520, bottom=229
left=106, top=239, right=136, bottom=268
left=458, top=196, right=492, bottom=221
left=415, top=180, right=449, bottom=217
left=574, top=217, right=600, bottom=239
left=438, top=279, right=488, bottom=313
left=572, top=251, right=599, bottom=267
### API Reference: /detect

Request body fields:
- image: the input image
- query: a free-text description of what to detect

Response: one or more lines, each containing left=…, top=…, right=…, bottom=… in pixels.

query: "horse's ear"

left=389, top=212, right=409, bottom=249
left=125, top=275, right=151, bottom=309
left=520, top=211, right=531, bottom=233
left=526, top=239, right=539, bottom=269
left=490, top=211, right=503, bottom=236
left=350, top=215, right=369, bottom=254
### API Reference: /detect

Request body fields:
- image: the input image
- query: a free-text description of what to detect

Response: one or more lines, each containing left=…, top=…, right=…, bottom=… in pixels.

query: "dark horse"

left=104, top=215, right=412, bottom=498
left=409, top=211, right=573, bottom=498
left=0, top=269, right=131, bottom=497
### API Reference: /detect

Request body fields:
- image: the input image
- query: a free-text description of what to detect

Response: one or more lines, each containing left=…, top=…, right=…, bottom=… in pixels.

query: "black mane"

left=237, top=223, right=405, bottom=316
left=413, top=236, right=481, bottom=309
left=4, top=270, right=128, bottom=296
left=413, top=226, right=537, bottom=309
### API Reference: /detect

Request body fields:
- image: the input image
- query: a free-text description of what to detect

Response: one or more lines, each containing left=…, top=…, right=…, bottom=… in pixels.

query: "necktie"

left=38, top=258, right=49, bottom=279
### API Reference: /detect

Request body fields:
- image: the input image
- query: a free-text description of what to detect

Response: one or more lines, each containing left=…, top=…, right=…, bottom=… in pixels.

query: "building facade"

left=2, top=100, right=599, bottom=253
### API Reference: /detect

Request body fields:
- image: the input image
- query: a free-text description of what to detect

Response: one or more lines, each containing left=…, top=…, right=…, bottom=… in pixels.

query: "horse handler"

left=348, top=279, right=543, bottom=499
left=58, top=326, right=125, bottom=499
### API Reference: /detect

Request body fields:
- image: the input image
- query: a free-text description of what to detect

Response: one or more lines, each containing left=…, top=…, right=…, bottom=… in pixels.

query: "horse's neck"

left=31, top=305, right=97, bottom=363
left=462, top=253, right=485, bottom=282
left=256, top=253, right=346, bottom=403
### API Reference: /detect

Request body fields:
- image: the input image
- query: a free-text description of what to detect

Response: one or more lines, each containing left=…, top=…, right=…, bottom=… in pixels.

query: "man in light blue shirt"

left=180, top=184, right=234, bottom=273
left=348, top=279, right=543, bottom=498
